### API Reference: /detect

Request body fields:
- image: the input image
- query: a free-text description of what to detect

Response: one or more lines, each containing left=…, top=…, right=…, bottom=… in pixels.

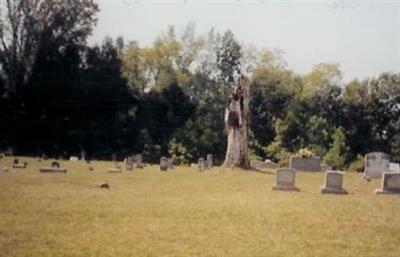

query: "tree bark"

left=223, top=75, right=251, bottom=169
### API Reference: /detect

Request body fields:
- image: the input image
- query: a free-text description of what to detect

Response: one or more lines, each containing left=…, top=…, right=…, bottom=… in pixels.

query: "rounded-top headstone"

left=160, top=157, right=168, bottom=171
left=198, top=158, right=205, bottom=172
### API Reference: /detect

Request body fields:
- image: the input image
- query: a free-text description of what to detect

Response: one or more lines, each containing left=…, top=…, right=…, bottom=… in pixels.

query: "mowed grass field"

left=0, top=157, right=399, bottom=257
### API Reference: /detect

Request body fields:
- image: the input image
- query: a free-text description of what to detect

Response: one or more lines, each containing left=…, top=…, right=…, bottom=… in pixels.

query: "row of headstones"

left=159, top=154, right=213, bottom=172
left=273, top=168, right=400, bottom=195
left=108, top=154, right=144, bottom=173
left=289, top=152, right=400, bottom=175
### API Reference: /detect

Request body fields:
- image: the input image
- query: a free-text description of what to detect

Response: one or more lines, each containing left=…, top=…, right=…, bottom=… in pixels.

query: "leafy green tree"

left=324, top=127, right=347, bottom=169
left=0, top=0, right=98, bottom=94
left=217, top=30, right=241, bottom=90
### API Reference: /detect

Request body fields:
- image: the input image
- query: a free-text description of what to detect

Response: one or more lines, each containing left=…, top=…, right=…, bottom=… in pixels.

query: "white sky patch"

left=90, top=0, right=400, bottom=82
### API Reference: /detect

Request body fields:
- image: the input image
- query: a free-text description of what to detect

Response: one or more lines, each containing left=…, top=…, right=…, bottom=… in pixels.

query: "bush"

left=347, top=154, right=364, bottom=172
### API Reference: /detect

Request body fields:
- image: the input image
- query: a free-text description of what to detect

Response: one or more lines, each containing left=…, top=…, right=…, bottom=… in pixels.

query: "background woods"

left=0, top=2, right=399, bottom=166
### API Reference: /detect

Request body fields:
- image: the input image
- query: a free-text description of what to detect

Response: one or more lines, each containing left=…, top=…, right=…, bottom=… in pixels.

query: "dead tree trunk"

left=223, top=75, right=251, bottom=169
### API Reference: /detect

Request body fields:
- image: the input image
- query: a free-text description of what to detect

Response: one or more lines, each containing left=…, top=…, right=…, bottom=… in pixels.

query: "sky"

left=90, top=0, right=400, bottom=82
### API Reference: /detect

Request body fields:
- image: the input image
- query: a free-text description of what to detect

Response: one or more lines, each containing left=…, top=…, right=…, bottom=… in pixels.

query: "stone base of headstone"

left=320, top=187, right=348, bottom=194
left=12, top=163, right=27, bottom=169
left=272, top=184, right=299, bottom=191
left=39, top=167, right=67, bottom=173
left=321, top=171, right=348, bottom=194
left=108, top=168, right=122, bottom=173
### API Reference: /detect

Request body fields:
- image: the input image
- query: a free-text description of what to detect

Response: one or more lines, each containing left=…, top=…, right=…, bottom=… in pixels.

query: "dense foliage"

left=1, top=3, right=399, bottom=166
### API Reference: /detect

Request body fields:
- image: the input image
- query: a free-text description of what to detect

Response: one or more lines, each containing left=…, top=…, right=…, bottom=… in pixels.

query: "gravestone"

left=375, top=172, right=400, bottom=194
left=135, top=154, right=144, bottom=169
left=125, top=156, right=134, bottom=171
left=160, top=157, right=168, bottom=171
left=389, top=163, right=400, bottom=173
left=251, top=160, right=278, bottom=170
left=69, top=156, right=78, bottom=161
left=272, top=168, right=299, bottom=191
left=198, top=158, right=205, bottom=172
left=12, top=158, right=27, bottom=169
left=290, top=156, right=322, bottom=172
left=108, top=161, right=122, bottom=173
left=206, top=154, right=213, bottom=169
left=80, top=150, right=86, bottom=161
left=364, top=152, right=390, bottom=179
left=321, top=171, right=348, bottom=194
left=168, top=158, right=174, bottom=169
left=40, top=162, right=67, bottom=173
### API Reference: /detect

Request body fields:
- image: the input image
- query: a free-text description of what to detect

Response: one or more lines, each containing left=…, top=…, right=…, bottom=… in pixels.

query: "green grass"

left=1, top=156, right=399, bottom=257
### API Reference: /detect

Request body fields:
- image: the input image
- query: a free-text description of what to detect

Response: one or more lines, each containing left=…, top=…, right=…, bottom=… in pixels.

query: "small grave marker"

left=126, top=156, right=134, bottom=171
left=160, top=157, right=168, bottom=171
left=198, top=158, right=205, bottom=172
left=389, top=163, right=400, bottom=173
left=272, top=168, right=299, bottom=191
left=321, top=171, right=348, bottom=194
left=207, top=154, right=213, bottom=169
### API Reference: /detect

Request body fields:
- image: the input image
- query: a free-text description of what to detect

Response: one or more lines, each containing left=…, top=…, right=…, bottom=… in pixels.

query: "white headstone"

left=69, top=156, right=78, bottom=161
left=389, top=163, right=400, bottom=173
left=364, top=152, right=390, bottom=178
left=272, top=168, right=299, bottom=191
left=321, top=171, right=348, bottom=194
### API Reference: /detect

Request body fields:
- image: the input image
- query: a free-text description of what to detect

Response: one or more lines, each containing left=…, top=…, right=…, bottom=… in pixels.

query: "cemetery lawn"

left=1, top=157, right=400, bottom=257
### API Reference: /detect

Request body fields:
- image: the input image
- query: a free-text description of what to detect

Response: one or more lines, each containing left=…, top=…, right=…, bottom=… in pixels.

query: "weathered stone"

left=364, top=152, right=390, bottom=179
left=125, top=156, right=134, bottom=171
left=206, top=154, right=213, bottom=169
left=321, top=171, right=348, bottom=194
left=160, top=157, right=168, bottom=171
left=290, top=156, right=322, bottom=172
left=251, top=160, right=278, bottom=170
left=273, top=168, right=299, bottom=191
left=108, top=168, right=122, bottom=173
left=389, top=163, right=400, bottom=173
left=80, top=150, right=86, bottom=161
left=39, top=167, right=67, bottom=173
left=135, top=154, right=144, bottom=169
left=198, top=158, right=205, bottom=171
left=375, top=172, right=400, bottom=194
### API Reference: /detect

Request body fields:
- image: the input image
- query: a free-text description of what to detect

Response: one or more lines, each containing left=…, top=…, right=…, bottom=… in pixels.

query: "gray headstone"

left=198, top=158, right=205, bottom=171
left=273, top=168, right=299, bottom=191
left=290, top=156, right=322, bottom=172
left=168, top=158, right=174, bottom=169
left=321, top=171, right=348, bottom=194
left=206, top=154, right=213, bottom=169
left=80, top=150, right=86, bottom=161
left=364, top=152, right=390, bottom=179
left=135, top=154, right=144, bottom=168
left=160, top=157, right=168, bottom=171
left=125, top=156, right=134, bottom=171
left=375, top=172, right=400, bottom=194
left=389, top=163, right=400, bottom=173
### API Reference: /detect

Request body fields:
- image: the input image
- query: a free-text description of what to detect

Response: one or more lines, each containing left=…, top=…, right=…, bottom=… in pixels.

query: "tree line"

left=1, top=1, right=399, bottom=167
